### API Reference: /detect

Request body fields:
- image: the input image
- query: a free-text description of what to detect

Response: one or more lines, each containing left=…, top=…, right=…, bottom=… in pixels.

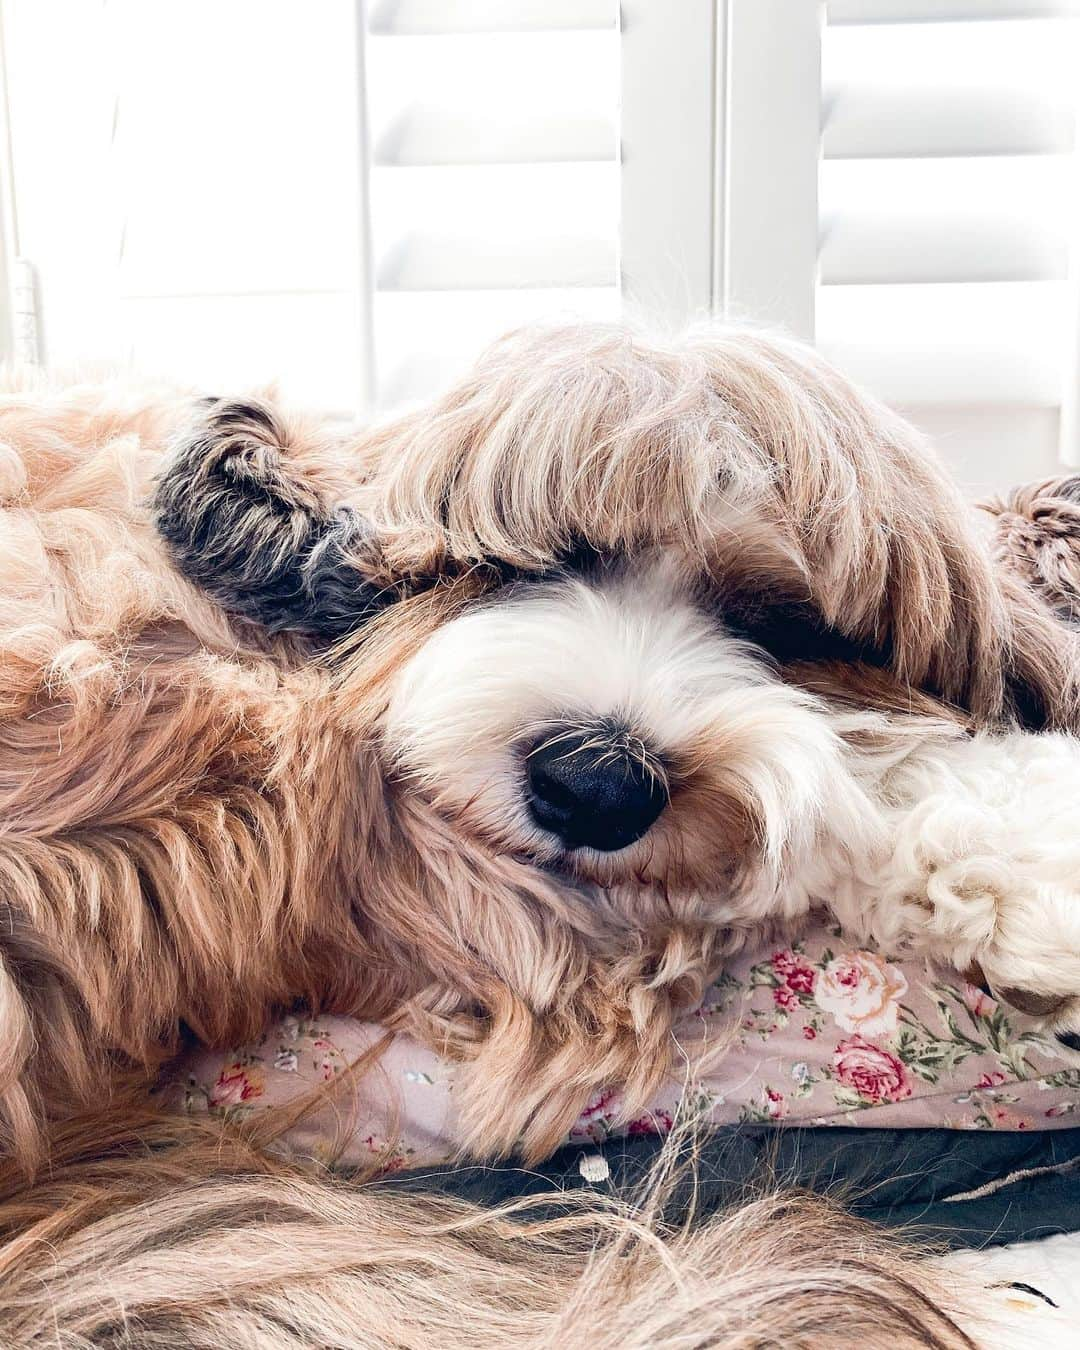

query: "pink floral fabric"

left=167, top=926, right=1080, bottom=1170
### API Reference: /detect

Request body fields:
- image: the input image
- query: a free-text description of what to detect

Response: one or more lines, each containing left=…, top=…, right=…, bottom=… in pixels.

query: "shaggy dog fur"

left=0, top=323, right=1079, bottom=1346
left=0, top=1105, right=991, bottom=1350
left=5, top=322, right=1079, bottom=1162
left=987, top=473, right=1080, bottom=621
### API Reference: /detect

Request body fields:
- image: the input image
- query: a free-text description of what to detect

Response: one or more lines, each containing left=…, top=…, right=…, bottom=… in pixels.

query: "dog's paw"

left=967, top=883, right=1080, bottom=1055
left=153, top=398, right=401, bottom=641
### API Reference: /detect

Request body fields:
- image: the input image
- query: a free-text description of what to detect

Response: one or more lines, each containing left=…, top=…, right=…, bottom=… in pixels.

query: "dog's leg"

left=830, top=729, right=1080, bottom=1050
left=0, top=604, right=377, bottom=1172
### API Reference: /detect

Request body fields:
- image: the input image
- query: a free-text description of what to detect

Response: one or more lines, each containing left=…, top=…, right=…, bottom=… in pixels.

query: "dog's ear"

left=154, top=399, right=402, bottom=642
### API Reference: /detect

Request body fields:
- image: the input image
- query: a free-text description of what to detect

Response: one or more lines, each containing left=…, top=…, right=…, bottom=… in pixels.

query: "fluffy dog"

left=2, top=321, right=1079, bottom=1185
left=3, top=322, right=1080, bottom=1347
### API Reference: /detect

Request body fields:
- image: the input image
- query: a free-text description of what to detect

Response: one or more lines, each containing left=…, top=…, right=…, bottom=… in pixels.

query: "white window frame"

left=621, top=0, right=1080, bottom=473
left=619, top=0, right=821, bottom=339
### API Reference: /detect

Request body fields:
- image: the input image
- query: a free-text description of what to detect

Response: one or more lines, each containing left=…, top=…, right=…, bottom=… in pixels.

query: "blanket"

left=170, top=925, right=1080, bottom=1173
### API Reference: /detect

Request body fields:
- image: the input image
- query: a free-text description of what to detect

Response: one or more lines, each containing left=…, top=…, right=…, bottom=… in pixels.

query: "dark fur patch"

left=154, top=399, right=401, bottom=642
left=1006, top=671, right=1051, bottom=731
left=718, top=588, right=891, bottom=669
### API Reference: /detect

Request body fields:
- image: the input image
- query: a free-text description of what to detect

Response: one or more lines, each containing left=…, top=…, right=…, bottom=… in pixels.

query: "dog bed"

left=170, top=924, right=1080, bottom=1173
left=377, top=1124, right=1079, bottom=1247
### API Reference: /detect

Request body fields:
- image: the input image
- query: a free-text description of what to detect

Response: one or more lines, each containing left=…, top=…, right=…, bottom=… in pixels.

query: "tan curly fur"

left=985, top=474, right=1080, bottom=621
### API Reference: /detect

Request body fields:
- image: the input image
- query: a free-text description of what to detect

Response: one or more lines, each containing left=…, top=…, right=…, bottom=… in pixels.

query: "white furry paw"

left=976, top=882, right=1080, bottom=1054
left=869, top=730, right=1080, bottom=1054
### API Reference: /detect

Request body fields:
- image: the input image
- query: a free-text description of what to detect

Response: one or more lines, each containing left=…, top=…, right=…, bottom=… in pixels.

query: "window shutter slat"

left=373, top=105, right=615, bottom=166
left=366, top=12, right=619, bottom=405
left=823, top=20, right=1076, bottom=159
left=376, top=232, right=615, bottom=291
left=369, top=0, right=615, bottom=35
left=818, top=281, right=1066, bottom=407
left=829, top=0, right=1080, bottom=23
left=824, top=82, right=1073, bottom=158
left=375, top=286, right=617, bottom=407
left=820, top=156, right=1071, bottom=284
left=813, top=5, right=1080, bottom=487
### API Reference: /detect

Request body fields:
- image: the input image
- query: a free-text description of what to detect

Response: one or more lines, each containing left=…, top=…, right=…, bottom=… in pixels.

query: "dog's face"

left=381, top=553, right=857, bottom=907
left=155, top=398, right=876, bottom=939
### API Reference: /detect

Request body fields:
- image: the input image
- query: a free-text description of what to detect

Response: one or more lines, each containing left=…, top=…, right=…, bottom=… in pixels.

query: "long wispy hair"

left=0, top=1105, right=984, bottom=1350
left=2, top=323, right=1078, bottom=1168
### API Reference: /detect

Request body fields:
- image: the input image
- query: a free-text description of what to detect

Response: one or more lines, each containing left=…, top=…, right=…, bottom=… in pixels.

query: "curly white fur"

left=844, top=731, right=1080, bottom=1042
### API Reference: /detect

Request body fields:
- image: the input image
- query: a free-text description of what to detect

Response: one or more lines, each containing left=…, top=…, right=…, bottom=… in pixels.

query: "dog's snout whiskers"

left=524, top=719, right=668, bottom=794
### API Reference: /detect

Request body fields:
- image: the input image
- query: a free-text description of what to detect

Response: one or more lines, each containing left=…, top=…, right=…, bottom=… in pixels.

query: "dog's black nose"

left=526, top=727, right=668, bottom=852
left=1056, top=1030, right=1080, bottom=1053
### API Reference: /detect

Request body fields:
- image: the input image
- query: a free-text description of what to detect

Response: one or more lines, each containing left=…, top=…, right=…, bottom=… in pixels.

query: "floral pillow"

left=168, top=925, right=1080, bottom=1172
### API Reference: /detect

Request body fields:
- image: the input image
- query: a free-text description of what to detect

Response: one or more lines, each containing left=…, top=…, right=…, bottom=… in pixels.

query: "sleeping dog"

left=2, top=322, right=1078, bottom=1175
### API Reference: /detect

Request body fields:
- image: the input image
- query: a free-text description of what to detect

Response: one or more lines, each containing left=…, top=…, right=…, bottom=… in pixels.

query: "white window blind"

left=654, top=0, right=1080, bottom=495
left=0, top=1, right=368, bottom=410
left=818, top=0, right=1080, bottom=492
left=365, top=0, right=619, bottom=407
left=0, top=0, right=620, bottom=415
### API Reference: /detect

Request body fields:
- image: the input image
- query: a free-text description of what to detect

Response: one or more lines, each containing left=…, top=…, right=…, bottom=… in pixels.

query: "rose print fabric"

left=168, top=925, right=1080, bottom=1170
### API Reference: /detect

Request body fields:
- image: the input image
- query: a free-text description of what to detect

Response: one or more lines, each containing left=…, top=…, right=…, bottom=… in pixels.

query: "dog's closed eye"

left=718, top=587, right=890, bottom=669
